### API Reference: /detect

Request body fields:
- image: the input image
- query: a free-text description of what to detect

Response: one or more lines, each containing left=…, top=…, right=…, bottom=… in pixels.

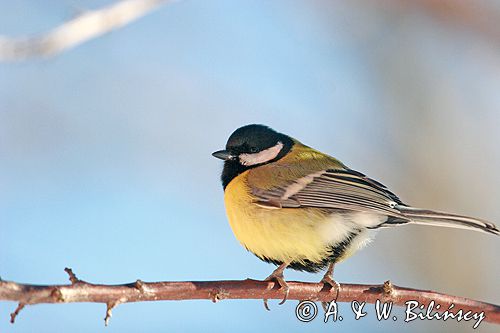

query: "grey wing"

left=252, top=169, right=409, bottom=221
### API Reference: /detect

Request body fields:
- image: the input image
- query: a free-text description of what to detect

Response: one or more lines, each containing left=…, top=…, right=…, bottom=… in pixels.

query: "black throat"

left=220, top=136, right=294, bottom=190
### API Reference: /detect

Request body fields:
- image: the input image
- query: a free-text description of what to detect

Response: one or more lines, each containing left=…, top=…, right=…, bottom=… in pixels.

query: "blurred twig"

left=0, top=0, right=174, bottom=62
left=1, top=268, right=499, bottom=326
left=389, top=0, right=500, bottom=42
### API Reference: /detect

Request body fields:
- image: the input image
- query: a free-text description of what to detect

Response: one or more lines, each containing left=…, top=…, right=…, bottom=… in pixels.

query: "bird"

left=212, top=124, right=499, bottom=308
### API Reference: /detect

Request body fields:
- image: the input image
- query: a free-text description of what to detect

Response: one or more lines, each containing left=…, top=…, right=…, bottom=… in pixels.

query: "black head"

left=212, top=124, right=294, bottom=189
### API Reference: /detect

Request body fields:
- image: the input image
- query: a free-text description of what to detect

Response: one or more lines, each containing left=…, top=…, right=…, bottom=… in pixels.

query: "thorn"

left=134, top=279, right=145, bottom=293
left=104, top=301, right=118, bottom=326
left=383, top=280, right=394, bottom=296
left=10, top=303, right=25, bottom=324
left=64, top=267, right=80, bottom=284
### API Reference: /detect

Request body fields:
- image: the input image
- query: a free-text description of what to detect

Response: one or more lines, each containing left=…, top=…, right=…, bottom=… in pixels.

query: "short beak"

left=212, top=149, right=235, bottom=161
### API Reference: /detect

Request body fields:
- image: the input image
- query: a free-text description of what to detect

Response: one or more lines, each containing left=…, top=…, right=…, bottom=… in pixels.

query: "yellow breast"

left=224, top=170, right=335, bottom=265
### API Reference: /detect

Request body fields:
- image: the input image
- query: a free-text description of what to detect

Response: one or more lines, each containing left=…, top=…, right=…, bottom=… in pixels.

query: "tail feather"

left=396, top=206, right=499, bottom=236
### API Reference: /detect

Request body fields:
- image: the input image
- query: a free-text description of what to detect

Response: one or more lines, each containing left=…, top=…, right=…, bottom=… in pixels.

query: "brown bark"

left=1, top=270, right=498, bottom=326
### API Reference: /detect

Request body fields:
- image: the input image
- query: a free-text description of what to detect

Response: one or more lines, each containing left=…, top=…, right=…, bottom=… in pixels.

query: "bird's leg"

left=263, top=262, right=289, bottom=311
left=321, top=262, right=340, bottom=311
left=321, top=262, right=339, bottom=288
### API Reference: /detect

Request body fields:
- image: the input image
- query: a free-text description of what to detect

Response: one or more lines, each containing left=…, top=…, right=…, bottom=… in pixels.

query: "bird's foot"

left=320, top=276, right=340, bottom=312
left=263, top=266, right=289, bottom=311
left=321, top=275, right=340, bottom=292
left=320, top=263, right=340, bottom=309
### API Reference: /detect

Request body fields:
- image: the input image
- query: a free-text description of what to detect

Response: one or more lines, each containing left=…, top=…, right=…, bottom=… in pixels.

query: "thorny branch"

left=1, top=268, right=499, bottom=326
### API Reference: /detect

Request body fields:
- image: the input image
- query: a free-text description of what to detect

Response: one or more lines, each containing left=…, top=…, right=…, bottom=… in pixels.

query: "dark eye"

left=249, top=147, right=258, bottom=153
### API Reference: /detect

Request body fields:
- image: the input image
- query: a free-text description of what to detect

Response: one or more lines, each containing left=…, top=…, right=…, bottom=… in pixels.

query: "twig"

left=64, top=267, right=81, bottom=284
left=0, top=0, right=175, bottom=61
left=9, top=303, right=25, bottom=324
left=104, top=301, right=119, bottom=326
left=0, top=269, right=498, bottom=326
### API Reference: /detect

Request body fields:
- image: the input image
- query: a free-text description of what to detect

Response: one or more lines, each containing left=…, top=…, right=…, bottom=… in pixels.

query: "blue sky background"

left=1, top=1, right=500, bottom=332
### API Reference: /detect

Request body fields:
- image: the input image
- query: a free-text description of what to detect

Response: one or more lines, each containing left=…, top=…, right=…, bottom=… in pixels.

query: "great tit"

left=212, top=124, right=499, bottom=307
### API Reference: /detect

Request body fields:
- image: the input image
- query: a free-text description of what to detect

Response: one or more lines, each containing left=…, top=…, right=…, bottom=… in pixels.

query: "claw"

left=262, top=263, right=289, bottom=310
left=263, top=298, right=271, bottom=311
left=321, top=301, right=330, bottom=313
left=276, top=277, right=289, bottom=305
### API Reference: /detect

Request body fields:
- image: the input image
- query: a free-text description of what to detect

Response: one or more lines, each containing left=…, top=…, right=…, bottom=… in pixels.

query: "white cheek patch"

left=239, top=142, right=284, bottom=166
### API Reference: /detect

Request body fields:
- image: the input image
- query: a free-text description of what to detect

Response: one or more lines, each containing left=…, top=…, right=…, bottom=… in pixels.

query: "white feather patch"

left=281, top=171, right=325, bottom=200
left=318, top=214, right=357, bottom=246
left=239, top=142, right=284, bottom=166
left=318, top=212, right=381, bottom=261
